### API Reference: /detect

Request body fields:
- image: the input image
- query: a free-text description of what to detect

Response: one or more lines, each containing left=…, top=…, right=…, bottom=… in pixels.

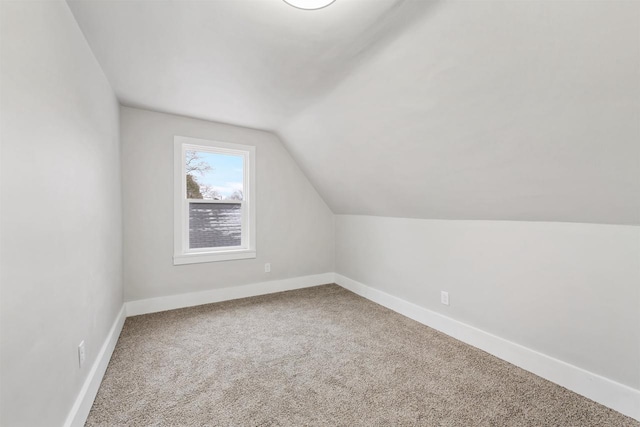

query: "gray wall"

left=0, top=1, right=123, bottom=426
left=335, top=215, right=640, bottom=390
left=121, top=107, right=334, bottom=301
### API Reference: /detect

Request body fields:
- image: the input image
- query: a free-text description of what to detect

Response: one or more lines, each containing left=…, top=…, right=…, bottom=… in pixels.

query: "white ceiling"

left=66, top=0, right=424, bottom=130
left=69, top=0, right=640, bottom=225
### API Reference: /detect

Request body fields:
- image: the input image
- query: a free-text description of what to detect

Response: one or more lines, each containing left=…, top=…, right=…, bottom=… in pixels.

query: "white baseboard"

left=63, top=273, right=639, bottom=426
left=63, top=304, right=126, bottom=427
left=125, top=272, right=335, bottom=317
left=334, top=273, right=640, bottom=422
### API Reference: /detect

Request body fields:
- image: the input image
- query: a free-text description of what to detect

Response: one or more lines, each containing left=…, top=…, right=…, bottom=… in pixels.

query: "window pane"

left=189, top=202, right=241, bottom=248
left=185, top=150, right=243, bottom=201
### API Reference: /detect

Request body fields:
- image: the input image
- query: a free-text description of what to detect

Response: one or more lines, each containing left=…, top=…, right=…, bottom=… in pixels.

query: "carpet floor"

left=87, top=284, right=638, bottom=426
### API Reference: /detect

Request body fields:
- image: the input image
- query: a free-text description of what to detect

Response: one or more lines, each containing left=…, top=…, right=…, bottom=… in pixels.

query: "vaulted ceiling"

left=68, top=0, right=639, bottom=225
left=67, top=0, right=422, bottom=129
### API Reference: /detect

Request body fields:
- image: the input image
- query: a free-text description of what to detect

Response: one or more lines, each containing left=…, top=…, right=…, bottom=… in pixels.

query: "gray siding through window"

left=189, top=202, right=241, bottom=248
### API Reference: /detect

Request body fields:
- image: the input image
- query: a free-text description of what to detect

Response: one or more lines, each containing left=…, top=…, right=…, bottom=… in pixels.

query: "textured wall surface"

left=121, top=107, right=334, bottom=301
left=335, top=215, right=640, bottom=390
left=0, top=2, right=123, bottom=425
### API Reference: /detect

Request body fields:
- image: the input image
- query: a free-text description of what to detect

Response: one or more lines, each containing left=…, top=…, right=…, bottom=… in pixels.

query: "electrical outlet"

left=264, top=263, right=271, bottom=273
left=78, top=341, right=86, bottom=368
left=440, top=291, right=449, bottom=306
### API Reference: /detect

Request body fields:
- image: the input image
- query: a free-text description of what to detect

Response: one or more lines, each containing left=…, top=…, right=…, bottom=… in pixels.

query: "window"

left=174, top=136, right=256, bottom=264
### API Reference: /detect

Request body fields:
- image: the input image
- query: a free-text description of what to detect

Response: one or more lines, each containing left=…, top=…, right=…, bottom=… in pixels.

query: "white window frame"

left=173, top=135, right=256, bottom=265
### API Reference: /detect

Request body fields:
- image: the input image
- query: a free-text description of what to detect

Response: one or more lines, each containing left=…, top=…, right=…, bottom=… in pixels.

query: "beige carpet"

left=87, top=285, right=638, bottom=426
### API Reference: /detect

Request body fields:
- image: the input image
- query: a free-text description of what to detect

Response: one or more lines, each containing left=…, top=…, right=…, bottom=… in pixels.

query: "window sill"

left=173, top=249, right=256, bottom=265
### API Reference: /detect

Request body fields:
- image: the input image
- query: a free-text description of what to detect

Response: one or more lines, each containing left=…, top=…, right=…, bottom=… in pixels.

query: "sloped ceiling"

left=66, top=0, right=425, bottom=129
left=68, top=0, right=639, bottom=225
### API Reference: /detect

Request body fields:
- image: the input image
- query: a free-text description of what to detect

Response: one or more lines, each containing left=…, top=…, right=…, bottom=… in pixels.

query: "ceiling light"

left=283, top=0, right=336, bottom=10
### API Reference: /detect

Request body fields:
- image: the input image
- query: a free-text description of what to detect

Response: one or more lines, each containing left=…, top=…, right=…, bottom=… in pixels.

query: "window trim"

left=173, top=135, right=256, bottom=265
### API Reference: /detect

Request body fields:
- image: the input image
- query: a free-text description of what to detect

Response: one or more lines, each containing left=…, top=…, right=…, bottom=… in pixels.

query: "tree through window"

left=174, top=136, right=256, bottom=264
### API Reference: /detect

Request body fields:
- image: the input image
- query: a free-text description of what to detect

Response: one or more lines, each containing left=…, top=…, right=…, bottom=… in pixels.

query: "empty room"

left=1, top=0, right=639, bottom=425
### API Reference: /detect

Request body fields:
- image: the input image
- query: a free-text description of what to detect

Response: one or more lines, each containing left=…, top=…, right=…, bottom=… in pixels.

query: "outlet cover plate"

left=440, top=291, right=449, bottom=306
